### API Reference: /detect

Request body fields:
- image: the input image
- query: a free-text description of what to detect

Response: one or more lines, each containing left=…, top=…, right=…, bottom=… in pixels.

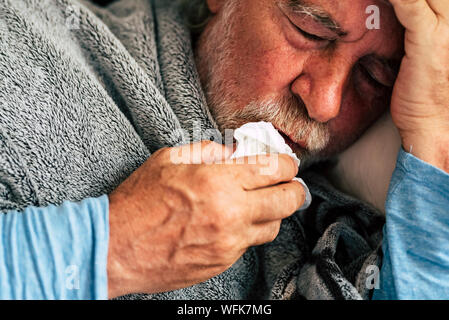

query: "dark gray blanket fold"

left=0, top=0, right=385, bottom=300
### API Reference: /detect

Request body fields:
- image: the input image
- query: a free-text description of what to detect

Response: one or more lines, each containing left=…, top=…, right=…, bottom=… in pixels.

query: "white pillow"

left=327, top=113, right=401, bottom=214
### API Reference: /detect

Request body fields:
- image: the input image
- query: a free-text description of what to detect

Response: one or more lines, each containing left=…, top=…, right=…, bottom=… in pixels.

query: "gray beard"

left=194, top=1, right=332, bottom=170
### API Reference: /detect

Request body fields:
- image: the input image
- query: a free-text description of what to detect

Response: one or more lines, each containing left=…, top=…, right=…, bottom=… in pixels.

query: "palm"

left=388, top=0, right=449, bottom=141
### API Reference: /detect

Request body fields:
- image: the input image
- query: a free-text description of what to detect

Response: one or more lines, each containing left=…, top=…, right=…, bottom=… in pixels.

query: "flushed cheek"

left=236, top=47, right=303, bottom=101
left=235, top=19, right=303, bottom=97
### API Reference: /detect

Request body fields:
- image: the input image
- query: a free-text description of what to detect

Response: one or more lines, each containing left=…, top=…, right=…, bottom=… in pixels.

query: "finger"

left=388, top=0, right=437, bottom=32
left=247, top=180, right=305, bottom=224
left=248, top=220, right=282, bottom=246
left=169, top=141, right=234, bottom=164
left=227, top=154, right=299, bottom=190
left=200, top=141, right=236, bottom=164
left=213, top=142, right=237, bottom=163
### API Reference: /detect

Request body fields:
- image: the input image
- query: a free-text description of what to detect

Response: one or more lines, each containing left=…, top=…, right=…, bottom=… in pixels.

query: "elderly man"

left=0, top=0, right=448, bottom=300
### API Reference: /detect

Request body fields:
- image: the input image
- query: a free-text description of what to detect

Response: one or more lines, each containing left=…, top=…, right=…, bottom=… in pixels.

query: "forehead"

left=283, top=0, right=403, bottom=57
left=289, top=0, right=400, bottom=34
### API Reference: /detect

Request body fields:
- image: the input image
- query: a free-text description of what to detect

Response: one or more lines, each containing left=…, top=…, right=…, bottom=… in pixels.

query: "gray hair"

left=177, top=0, right=212, bottom=34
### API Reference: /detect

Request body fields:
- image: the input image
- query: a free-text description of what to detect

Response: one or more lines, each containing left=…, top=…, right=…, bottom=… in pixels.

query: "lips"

left=276, top=128, right=307, bottom=151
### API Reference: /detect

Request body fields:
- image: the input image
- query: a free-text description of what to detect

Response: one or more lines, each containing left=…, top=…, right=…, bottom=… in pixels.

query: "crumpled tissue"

left=230, top=121, right=312, bottom=211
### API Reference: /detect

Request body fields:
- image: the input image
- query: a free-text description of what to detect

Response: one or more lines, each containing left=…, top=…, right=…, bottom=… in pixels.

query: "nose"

left=291, top=56, right=351, bottom=123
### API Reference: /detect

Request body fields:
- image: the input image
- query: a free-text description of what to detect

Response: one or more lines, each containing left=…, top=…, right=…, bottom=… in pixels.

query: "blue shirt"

left=1, top=149, right=448, bottom=299
left=0, top=195, right=109, bottom=299
left=373, top=149, right=449, bottom=299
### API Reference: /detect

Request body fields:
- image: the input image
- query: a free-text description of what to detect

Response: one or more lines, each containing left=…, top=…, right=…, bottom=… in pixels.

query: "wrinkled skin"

left=196, top=0, right=404, bottom=164
left=107, top=0, right=449, bottom=297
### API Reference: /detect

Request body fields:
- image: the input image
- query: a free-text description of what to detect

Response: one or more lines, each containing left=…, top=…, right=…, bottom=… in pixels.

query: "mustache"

left=216, top=94, right=331, bottom=153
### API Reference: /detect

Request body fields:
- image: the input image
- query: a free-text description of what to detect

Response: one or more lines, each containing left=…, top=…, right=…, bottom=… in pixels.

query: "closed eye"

left=294, top=25, right=328, bottom=42
left=359, top=65, right=384, bottom=88
left=358, top=56, right=397, bottom=88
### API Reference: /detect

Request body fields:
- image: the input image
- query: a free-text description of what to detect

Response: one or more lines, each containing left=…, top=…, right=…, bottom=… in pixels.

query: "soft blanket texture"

left=0, top=0, right=385, bottom=299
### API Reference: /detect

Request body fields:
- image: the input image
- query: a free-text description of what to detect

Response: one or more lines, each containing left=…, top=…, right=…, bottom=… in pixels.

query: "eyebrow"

left=285, top=0, right=349, bottom=38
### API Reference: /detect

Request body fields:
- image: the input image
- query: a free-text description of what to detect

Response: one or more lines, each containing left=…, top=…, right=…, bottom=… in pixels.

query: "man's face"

left=195, top=0, right=404, bottom=166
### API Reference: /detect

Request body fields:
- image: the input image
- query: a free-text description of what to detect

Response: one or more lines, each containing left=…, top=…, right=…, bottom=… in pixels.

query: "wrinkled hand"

left=106, top=141, right=305, bottom=298
left=389, top=0, right=449, bottom=171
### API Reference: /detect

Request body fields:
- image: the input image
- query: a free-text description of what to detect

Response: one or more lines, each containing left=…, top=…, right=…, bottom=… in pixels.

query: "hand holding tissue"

left=230, top=122, right=312, bottom=211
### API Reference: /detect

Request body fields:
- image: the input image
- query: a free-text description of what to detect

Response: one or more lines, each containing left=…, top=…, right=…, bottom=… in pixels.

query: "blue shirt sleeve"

left=0, top=195, right=110, bottom=300
left=373, top=148, right=449, bottom=300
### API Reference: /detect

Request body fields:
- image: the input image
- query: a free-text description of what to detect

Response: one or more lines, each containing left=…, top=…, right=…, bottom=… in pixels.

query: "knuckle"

left=285, top=186, right=303, bottom=212
left=284, top=189, right=298, bottom=213
left=267, top=154, right=281, bottom=174
left=219, top=234, right=240, bottom=254
left=267, top=222, right=282, bottom=243
left=155, top=145, right=189, bottom=165
left=158, top=162, right=176, bottom=181
left=210, top=212, right=227, bottom=230
left=297, top=186, right=306, bottom=206
left=152, top=146, right=171, bottom=160
left=274, top=185, right=298, bottom=214
left=293, top=183, right=306, bottom=209
left=223, top=200, right=244, bottom=221
left=213, top=206, right=237, bottom=228
left=271, top=164, right=283, bottom=181
left=257, top=155, right=282, bottom=179
left=281, top=154, right=297, bottom=172
left=207, top=202, right=235, bottom=227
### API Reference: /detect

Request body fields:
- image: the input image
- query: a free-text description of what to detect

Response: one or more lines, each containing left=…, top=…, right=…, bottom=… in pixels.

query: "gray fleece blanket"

left=0, top=0, right=385, bottom=300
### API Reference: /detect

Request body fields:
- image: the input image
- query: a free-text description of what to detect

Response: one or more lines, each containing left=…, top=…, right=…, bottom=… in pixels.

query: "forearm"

left=0, top=196, right=109, bottom=300
left=373, top=148, right=449, bottom=300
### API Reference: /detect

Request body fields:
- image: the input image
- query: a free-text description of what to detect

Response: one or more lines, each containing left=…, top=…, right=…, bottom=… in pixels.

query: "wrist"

left=107, top=192, right=138, bottom=298
left=401, top=131, right=449, bottom=173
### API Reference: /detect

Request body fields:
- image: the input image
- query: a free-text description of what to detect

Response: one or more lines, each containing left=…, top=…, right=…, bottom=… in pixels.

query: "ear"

left=206, top=0, right=226, bottom=14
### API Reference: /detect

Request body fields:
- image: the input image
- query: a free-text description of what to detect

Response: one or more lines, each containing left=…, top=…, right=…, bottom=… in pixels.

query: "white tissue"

left=230, top=122, right=312, bottom=211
